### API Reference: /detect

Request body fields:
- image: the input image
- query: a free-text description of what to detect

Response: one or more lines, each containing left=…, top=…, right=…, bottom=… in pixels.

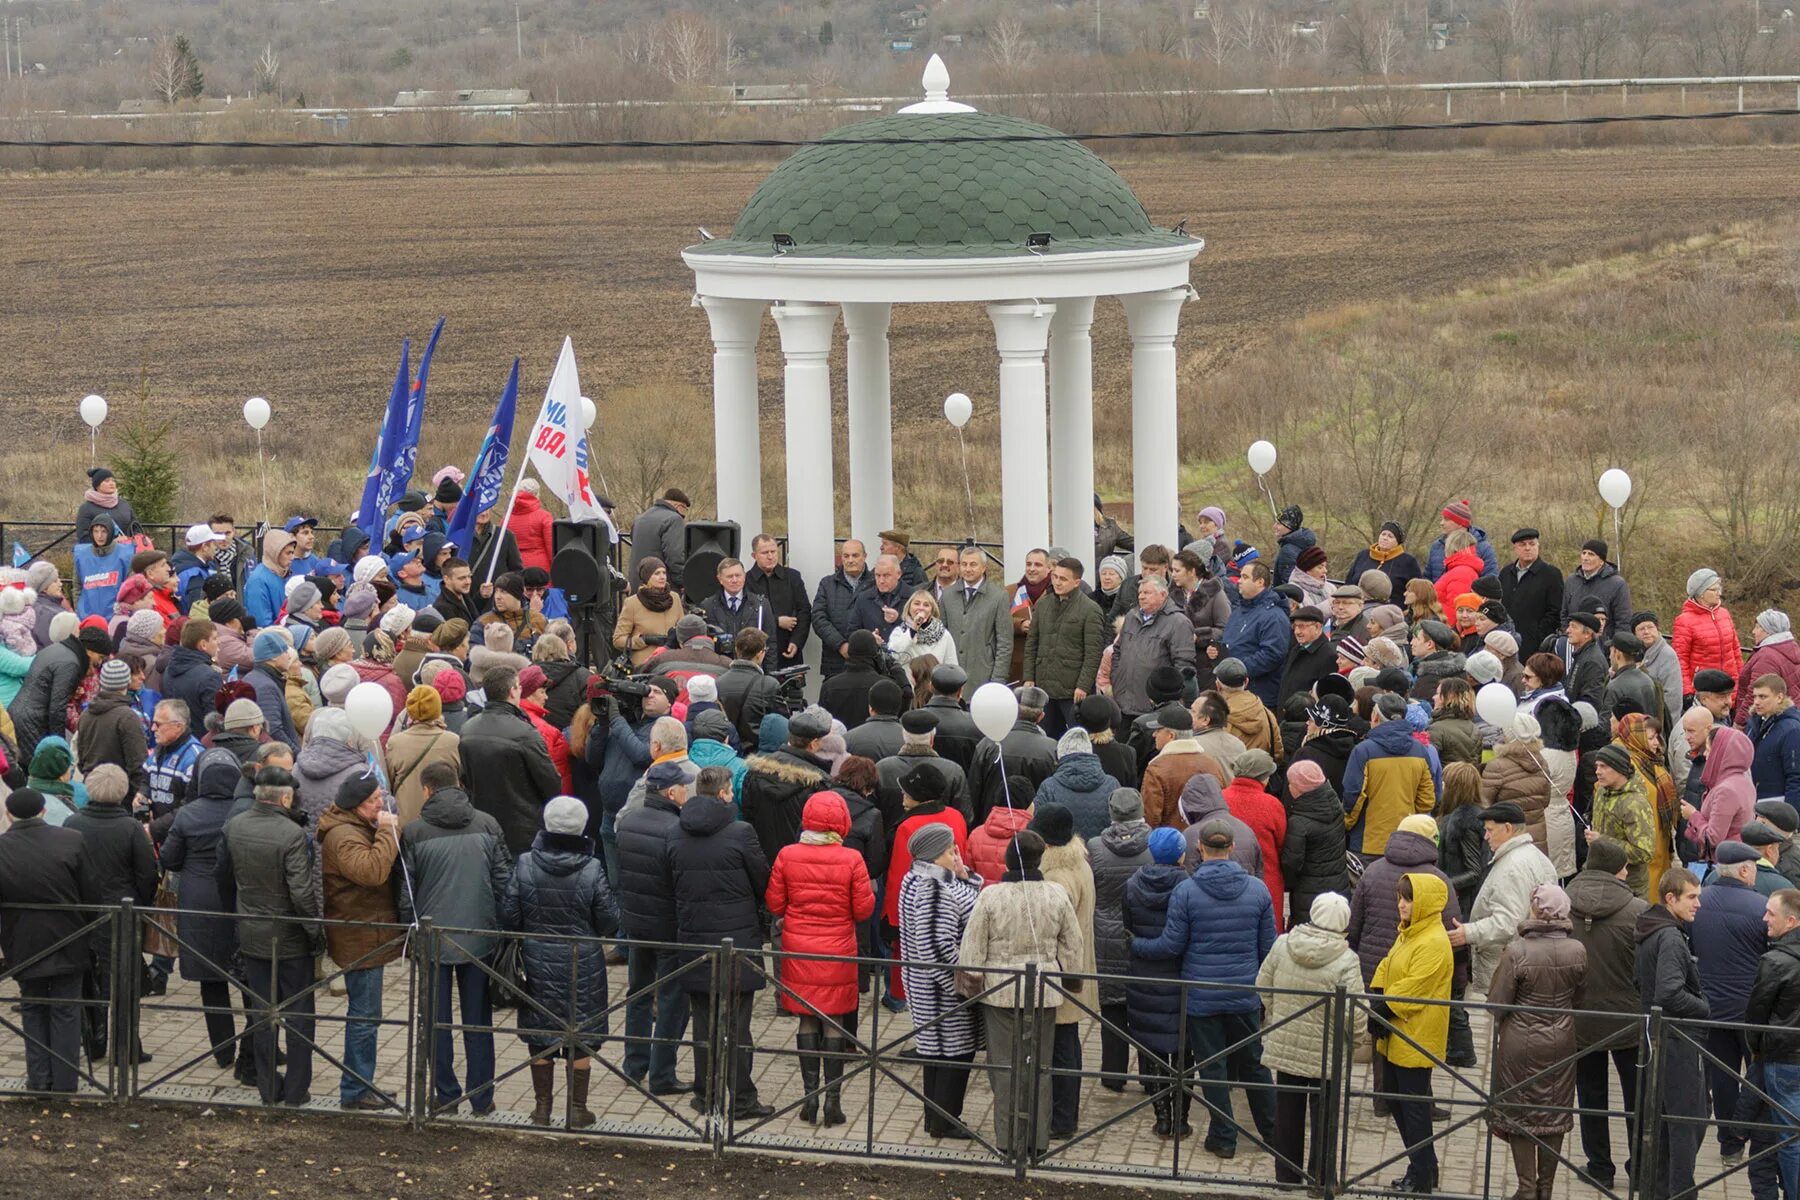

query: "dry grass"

left=2, top=144, right=1799, bottom=608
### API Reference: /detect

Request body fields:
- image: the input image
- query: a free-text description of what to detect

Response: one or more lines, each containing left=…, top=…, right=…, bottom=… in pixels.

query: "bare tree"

left=1340, top=1, right=1410, bottom=78
left=149, top=34, right=191, bottom=106
left=1619, top=8, right=1668, bottom=76
left=252, top=44, right=281, bottom=97
left=657, top=13, right=723, bottom=86
left=1470, top=8, right=1518, bottom=79
left=1262, top=19, right=1300, bottom=71
left=987, top=13, right=1038, bottom=71
left=1570, top=10, right=1621, bottom=78
left=1197, top=12, right=1237, bottom=68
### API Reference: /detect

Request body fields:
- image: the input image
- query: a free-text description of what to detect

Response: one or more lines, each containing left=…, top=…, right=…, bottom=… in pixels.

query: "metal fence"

left=3, top=900, right=1794, bottom=1197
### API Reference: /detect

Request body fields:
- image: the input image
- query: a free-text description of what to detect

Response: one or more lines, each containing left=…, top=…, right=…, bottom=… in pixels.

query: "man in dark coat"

left=1221, top=563, right=1289, bottom=710
left=744, top=535, right=811, bottom=667
left=875, top=710, right=972, bottom=831
left=467, top=512, right=522, bottom=598
left=1276, top=606, right=1338, bottom=707
left=1021, top=557, right=1107, bottom=738
left=851, top=554, right=915, bottom=645
left=1606, top=631, right=1669, bottom=736
left=1566, top=839, right=1650, bottom=1190
left=216, top=766, right=322, bottom=1106
left=398, top=760, right=514, bottom=1114
left=810, top=540, right=874, bottom=680
left=8, top=624, right=109, bottom=758
left=1499, top=529, right=1564, bottom=657
left=921, top=665, right=982, bottom=772
left=818, top=630, right=891, bottom=731
left=457, top=665, right=564, bottom=856
left=75, top=658, right=151, bottom=800
left=64, top=763, right=158, bottom=1059
left=163, top=619, right=225, bottom=733
left=664, top=761, right=773, bottom=1119
left=1566, top=612, right=1613, bottom=818
left=713, top=629, right=786, bottom=749
left=967, top=685, right=1058, bottom=822
left=939, top=546, right=1011, bottom=694
left=613, top=760, right=693, bottom=1094
left=699, top=556, right=773, bottom=644
left=1745, top=888, right=1800, bottom=1200
left=1635, top=867, right=1709, bottom=1200
left=843, top=678, right=906, bottom=761
left=0, top=788, right=98, bottom=1092
left=1694, top=845, right=1772, bottom=1166
left=1748, top=675, right=1800, bottom=811
left=1561, top=540, right=1634, bottom=638
left=739, top=709, right=833, bottom=862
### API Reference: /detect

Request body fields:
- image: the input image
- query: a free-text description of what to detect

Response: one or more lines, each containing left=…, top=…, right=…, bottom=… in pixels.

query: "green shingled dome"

left=697, top=111, right=1180, bottom=259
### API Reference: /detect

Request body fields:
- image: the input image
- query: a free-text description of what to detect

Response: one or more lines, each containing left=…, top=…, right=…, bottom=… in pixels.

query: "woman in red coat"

left=1673, top=568, right=1740, bottom=702
left=504, top=480, right=557, bottom=573
left=1433, top=530, right=1484, bottom=620
left=766, top=790, right=876, bottom=1126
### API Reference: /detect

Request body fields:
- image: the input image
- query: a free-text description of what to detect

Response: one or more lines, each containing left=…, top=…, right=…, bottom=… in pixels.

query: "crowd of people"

left=4, top=473, right=1800, bottom=1199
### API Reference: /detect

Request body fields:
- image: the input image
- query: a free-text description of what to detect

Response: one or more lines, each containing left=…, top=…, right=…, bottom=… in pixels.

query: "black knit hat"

left=1693, top=669, right=1736, bottom=695
left=434, top=477, right=464, bottom=504
left=1593, top=744, right=1633, bottom=776
left=1147, top=666, right=1186, bottom=703
left=1078, top=694, right=1120, bottom=733
left=1004, top=829, right=1046, bottom=874
left=1029, top=803, right=1075, bottom=847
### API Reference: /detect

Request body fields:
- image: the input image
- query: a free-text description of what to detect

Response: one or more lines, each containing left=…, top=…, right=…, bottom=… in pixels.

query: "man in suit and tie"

left=940, top=544, right=1011, bottom=696
left=744, top=535, right=811, bottom=666
left=925, top=546, right=960, bottom=604
left=702, top=557, right=774, bottom=645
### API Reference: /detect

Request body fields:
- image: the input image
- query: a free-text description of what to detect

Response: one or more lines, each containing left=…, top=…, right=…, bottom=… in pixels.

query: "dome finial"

left=922, top=54, right=950, bottom=102
left=898, top=53, right=976, bottom=114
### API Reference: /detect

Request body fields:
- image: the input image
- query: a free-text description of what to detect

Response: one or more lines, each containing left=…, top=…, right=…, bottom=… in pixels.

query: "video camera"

left=589, top=674, right=654, bottom=723
left=769, top=664, right=809, bottom=712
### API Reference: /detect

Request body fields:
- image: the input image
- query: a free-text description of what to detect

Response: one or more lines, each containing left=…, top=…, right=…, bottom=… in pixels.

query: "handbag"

left=489, top=938, right=530, bottom=1011
left=140, top=874, right=180, bottom=959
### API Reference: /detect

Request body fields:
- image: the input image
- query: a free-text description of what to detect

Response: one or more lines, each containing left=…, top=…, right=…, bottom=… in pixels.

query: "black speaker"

left=682, top=519, right=741, bottom=602
left=553, top=518, right=606, bottom=562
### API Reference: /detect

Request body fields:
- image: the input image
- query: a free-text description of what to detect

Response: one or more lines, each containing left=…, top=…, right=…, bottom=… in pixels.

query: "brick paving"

left=0, top=964, right=1758, bottom=1196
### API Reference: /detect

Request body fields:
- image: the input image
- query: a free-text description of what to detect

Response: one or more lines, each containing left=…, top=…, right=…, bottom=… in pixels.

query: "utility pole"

left=515, top=5, right=523, bottom=60
left=3, top=19, right=11, bottom=81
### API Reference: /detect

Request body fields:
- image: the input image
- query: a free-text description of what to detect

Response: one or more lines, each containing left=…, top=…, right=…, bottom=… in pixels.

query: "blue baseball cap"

left=387, top=549, right=420, bottom=576
left=283, top=515, right=319, bottom=533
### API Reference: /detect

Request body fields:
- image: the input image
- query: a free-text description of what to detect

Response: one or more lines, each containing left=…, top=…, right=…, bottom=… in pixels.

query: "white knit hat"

left=544, top=796, right=587, bottom=834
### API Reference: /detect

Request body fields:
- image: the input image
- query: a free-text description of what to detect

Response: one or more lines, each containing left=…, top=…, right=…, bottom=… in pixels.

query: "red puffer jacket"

left=965, top=803, right=1033, bottom=888
left=505, top=490, right=556, bottom=573
left=1222, top=776, right=1290, bottom=931
left=1434, top=547, right=1484, bottom=620
left=767, top=791, right=876, bottom=1017
left=1673, top=599, right=1740, bottom=698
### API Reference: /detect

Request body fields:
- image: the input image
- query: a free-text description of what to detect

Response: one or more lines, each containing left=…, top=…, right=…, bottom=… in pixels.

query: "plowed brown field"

left=0, top=144, right=1795, bottom=514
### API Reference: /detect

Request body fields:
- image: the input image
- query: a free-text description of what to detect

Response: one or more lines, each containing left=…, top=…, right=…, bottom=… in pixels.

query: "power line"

left=0, top=105, right=1796, bottom=151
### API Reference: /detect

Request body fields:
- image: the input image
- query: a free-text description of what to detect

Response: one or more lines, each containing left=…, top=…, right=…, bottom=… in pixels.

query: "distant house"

left=890, top=7, right=929, bottom=31
left=392, top=88, right=532, bottom=109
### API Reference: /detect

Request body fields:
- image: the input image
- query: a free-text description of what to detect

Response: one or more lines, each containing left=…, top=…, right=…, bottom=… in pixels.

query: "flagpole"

left=483, top=458, right=532, bottom=592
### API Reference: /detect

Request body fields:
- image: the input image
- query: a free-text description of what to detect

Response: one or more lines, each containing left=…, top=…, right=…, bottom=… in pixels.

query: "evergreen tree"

left=175, top=36, right=204, bottom=99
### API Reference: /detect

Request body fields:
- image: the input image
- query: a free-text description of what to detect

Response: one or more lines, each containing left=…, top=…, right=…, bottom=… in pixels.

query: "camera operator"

left=657, top=615, right=731, bottom=674
left=716, top=628, right=787, bottom=748
left=592, top=675, right=678, bottom=881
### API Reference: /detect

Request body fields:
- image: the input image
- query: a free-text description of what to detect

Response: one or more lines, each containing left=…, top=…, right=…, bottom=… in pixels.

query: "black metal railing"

left=3, top=900, right=1792, bottom=1197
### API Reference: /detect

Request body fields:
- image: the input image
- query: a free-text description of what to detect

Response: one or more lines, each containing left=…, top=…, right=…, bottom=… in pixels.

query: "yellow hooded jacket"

left=1370, top=871, right=1453, bottom=1069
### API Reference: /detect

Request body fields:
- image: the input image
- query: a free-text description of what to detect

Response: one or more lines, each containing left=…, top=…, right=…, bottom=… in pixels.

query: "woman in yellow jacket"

left=1370, top=872, right=1453, bottom=1195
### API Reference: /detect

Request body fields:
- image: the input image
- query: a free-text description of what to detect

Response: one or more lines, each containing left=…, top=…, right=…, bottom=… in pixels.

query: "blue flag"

left=391, top=316, right=445, bottom=503
left=356, top=338, right=411, bottom=543
left=443, top=358, right=520, bottom=558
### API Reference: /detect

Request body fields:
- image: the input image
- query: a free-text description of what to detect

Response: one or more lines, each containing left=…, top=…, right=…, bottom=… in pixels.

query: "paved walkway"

left=0, top=966, right=1757, bottom=1196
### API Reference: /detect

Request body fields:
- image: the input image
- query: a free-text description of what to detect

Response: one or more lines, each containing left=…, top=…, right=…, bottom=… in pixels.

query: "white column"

left=1120, top=288, right=1188, bottom=555
left=1048, top=296, right=1097, bottom=579
left=700, top=297, right=767, bottom=536
left=771, top=302, right=840, bottom=632
left=841, top=301, right=894, bottom=549
left=987, top=301, right=1056, bottom=577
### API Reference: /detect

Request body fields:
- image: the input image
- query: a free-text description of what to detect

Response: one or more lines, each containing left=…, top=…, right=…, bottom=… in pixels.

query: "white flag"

left=525, top=338, right=616, bottom=541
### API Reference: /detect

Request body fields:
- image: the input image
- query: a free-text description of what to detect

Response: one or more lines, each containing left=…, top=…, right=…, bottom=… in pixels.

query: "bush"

left=113, top=414, right=182, bottom=525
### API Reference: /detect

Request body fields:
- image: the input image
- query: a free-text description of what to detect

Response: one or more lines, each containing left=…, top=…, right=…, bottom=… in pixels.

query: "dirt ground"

left=0, top=1100, right=1164, bottom=1200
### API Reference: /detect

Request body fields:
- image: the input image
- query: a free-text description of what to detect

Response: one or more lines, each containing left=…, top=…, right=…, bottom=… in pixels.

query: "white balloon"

left=943, top=391, right=972, bottom=429
left=80, top=394, right=108, bottom=429
left=344, top=681, right=396, bottom=743
left=579, top=395, right=597, bottom=429
left=1247, top=439, right=1277, bottom=476
left=1475, top=682, right=1519, bottom=730
left=1597, top=467, right=1632, bottom=510
left=243, top=396, right=272, bottom=431
left=969, top=681, right=1019, bottom=743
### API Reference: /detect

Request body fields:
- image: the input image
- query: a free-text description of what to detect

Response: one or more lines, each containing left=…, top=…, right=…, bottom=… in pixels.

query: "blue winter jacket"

left=242, top=563, right=288, bottom=630
left=1750, top=705, right=1800, bottom=810
left=1033, top=752, right=1116, bottom=842
left=596, top=715, right=655, bottom=819
left=1425, top=527, right=1500, bottom=582
left=1223, top=588, right=1292, bottom=708
left=1122, top=863, right=1189, bottom=1053
left=73, top=542, right=133, bottom=620
left=1131, top=858, right=1275, bottom=1016
left=501, top=830, right=619, bottom=1048
left=1272, top=527, right=1317, bottom=588
left=1694, top=875, right=1771, bottom=1023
